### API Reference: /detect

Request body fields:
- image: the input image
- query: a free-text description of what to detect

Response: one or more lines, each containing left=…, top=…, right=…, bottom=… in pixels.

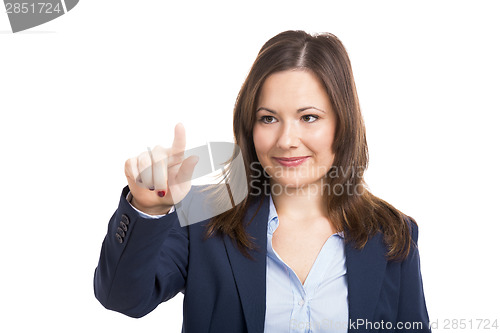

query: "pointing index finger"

left=168, top=123, right=186, bottom=166
left=172, top=123, right=186, bottom=154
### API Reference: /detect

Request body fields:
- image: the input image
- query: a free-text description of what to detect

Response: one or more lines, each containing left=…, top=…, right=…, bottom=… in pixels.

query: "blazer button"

left=121, top=214, right=130, bottom=225
left=116, top=227, right=125, bottom=238
left=119, top=221, right=128, bottom=232
left=115, top=233, right=123, bottom=244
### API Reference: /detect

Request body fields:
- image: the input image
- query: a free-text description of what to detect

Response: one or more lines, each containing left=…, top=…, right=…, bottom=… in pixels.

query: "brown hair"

left=203, top=30, right=415, bottom=261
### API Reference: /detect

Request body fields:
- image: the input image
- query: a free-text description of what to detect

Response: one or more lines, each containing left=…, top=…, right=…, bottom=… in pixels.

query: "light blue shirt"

left=127, top=191, right=349, bottom=332
left=264, top=195, right=349, bottom=333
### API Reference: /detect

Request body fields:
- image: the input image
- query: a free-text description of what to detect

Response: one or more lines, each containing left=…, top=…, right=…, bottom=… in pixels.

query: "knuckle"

left=153, top=144, right=164, bottom=152
left=124, top=158, right=136, bottom=173
left=124, top=158, right=132, bottom=170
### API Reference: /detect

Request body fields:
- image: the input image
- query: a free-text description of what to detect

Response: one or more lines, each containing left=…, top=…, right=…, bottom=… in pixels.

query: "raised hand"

left=124, top=123, right=199, bottom=215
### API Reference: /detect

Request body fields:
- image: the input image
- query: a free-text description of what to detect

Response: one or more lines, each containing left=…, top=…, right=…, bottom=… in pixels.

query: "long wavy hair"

left=203, top=30, right=415, bottom=261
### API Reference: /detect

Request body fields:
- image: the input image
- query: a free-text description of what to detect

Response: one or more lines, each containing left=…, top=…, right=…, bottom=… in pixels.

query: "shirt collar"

left=267, top=195, right=344, bottom=239
left=268, top=195, right=278, bottom=223
left=267, top=195, right=279, bottom=235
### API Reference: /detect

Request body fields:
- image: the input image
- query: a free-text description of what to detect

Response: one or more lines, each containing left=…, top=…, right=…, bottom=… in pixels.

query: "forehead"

left=257, top=69, right=331, bottom=110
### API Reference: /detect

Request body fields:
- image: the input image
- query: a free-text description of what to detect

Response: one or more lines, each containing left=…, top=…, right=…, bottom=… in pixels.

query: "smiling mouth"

left=272, top=156, right=310, bottom=167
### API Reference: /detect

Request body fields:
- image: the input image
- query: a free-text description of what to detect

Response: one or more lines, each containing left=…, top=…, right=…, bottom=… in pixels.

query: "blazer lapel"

left=223, top=195, right=269, bottom=333
left=345, top=231, right=388, bottom=332
left=223, top=193, right=389, bottom=333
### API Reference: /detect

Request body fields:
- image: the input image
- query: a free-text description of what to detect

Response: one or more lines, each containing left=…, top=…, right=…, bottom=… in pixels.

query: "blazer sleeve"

left=396, top=219, right=431, bottom=332
left=93, top=186, right=188, bottom=318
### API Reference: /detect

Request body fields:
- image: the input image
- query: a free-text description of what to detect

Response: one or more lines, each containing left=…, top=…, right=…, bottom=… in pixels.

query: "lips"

left=273, top=156, right=310, bottom=167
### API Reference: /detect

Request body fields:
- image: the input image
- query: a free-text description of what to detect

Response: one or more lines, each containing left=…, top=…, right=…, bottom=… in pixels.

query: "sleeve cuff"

left=126, top=190, right=175, bottom=219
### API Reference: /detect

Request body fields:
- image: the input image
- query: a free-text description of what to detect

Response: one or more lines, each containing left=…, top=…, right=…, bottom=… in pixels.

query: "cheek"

left=252, top=126, right=272, bottom=156
left=252, top=127, right=261, bottom=153
left=309, top=125, right=335, bottom=158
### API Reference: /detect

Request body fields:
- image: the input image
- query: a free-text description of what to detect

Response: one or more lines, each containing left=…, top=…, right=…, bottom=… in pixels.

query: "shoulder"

left=362, top=214, right=420, bottom=262
left=407, top=215, right=419, bottom=240
left=396, top=217, right=431, bottom=329
left=405, top=215, right=420, bottom=253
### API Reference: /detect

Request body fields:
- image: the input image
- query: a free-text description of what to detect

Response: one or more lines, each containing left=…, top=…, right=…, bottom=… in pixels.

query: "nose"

left=276, top=122, right=300, bottom=149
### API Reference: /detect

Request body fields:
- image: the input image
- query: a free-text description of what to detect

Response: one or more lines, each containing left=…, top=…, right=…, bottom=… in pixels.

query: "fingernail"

left=157, top=190, right=166, bottom=197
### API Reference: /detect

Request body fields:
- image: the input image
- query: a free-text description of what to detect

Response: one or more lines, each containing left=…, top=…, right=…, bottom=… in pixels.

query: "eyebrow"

left=256, top=106, right=326, bottom=114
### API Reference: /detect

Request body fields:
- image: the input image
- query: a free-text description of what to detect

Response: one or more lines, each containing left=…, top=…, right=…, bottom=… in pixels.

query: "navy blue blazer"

left=94, top=186, right=431, bottom=332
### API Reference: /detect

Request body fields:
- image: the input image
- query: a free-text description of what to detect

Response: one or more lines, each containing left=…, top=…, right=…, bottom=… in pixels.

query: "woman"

left=94, top=30, right=431, bottom=332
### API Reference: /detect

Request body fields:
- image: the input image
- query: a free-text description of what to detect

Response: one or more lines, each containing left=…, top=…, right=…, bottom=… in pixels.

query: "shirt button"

left=298, top=299, right=305, bottom=306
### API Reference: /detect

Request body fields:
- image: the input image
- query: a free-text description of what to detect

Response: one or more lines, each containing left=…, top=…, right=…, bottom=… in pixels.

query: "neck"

left=269, top=180, right=328, bottom=223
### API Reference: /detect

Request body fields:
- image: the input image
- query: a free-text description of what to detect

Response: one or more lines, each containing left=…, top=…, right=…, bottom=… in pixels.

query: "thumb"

left=175, top=155, right=199, bottom=185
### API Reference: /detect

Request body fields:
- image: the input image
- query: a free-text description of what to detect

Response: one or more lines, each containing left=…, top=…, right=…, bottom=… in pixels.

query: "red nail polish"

left=157, top=190, right=166, bottom=197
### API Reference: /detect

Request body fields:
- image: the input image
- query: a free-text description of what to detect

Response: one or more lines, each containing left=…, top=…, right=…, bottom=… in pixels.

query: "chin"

left=271, top=178, right=314, bottom=189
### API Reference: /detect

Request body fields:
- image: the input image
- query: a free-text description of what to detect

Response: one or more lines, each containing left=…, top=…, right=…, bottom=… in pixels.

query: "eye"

left=259, top=115, right=277, bottom=124
left=302, top=115, right=319, bottom=123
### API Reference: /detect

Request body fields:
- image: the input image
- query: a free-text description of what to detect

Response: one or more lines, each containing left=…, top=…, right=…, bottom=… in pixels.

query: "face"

left=253, top=69, right=336, bottom=191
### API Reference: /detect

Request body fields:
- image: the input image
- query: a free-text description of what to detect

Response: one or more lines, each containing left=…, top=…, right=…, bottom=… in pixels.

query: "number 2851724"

left=5, top=2, right=62, bottom=14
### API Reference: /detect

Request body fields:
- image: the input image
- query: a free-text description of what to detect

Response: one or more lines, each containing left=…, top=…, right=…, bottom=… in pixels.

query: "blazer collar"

left=223, top=194, right=269, bottom=333
left=344, top=230, right=388, bottom=331
left=223, top=194, right=388, bottom=333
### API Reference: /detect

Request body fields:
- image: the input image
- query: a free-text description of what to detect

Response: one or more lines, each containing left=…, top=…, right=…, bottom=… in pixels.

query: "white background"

left=1, top=1, right=499, bottom=332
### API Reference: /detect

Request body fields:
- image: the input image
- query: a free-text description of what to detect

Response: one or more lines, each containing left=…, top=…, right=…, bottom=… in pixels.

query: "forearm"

left=94, top=186, right=188, bottom=318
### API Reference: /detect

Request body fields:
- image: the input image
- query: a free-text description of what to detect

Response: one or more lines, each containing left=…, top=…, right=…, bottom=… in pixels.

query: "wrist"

left=130, top=197, right=173, bottom=216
